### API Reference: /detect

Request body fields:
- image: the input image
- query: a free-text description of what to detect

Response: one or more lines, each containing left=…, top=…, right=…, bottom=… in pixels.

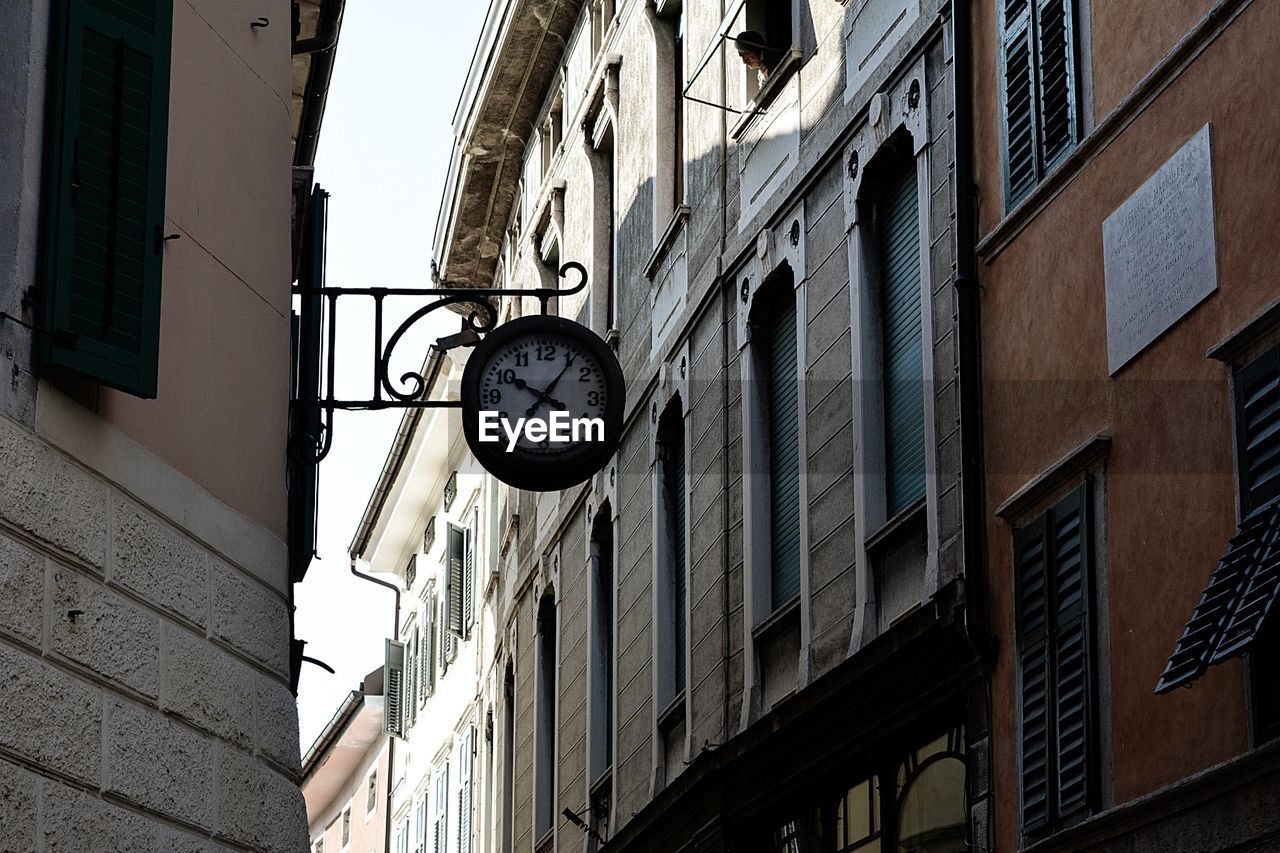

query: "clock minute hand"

left=543, top=363, right=572, bottom=397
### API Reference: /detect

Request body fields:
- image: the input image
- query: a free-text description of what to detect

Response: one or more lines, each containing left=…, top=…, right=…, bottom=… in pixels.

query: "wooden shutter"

left=1035, top=0, right=1078, bottom=169
left=672, top=428, right=687, bottom=693
left=385, top=639, right=406, bottom=739
left=1001, top=0, right=1038, bottom=205
left=448, top=525, right=465, bottom=636
left=1002, top=0, right=1079, bottom=207
left=435, top=763, right=449, bottom=853
left=880, top=167, right=926, bottom=517
left=464, top=515, right=476, bottom=638
left=438, top=595, right=451, bottom=676
left=768, top=292, right=802, bottom=610
left=288, top=186, right=326, bottom=584
left=421, top=604, right=435, bottom=704
left=406, top=627, right=418, bottom=727
left=1050, top=487, right=1092, bottom=825
left=416, top=796, right=427, bottom=851
left=1016, top=485, right=1094, bottom=838
left=1014, top=514, right=1051, bottom=836
left=41, top=0, right=172, bottom=397
left=458, top=727, right=474, bottom=853
left=1236, top=346, right=1280, bottom=515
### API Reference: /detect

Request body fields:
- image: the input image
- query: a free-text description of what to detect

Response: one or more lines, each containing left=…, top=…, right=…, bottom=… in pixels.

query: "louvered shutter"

left=41, top=0, right=172, bottom=397
left=406, top=627, right=418, bottom=727
left=673, top=431, right=688, bottom=693
left=438, top=595, right=450, bottom=676
left=1050, top=487, right=1092, bottom=825
left=768, top=293, right=802, bottom=610
left=1014, top=514, right=1051, bottom=837
left=458, top=728, right=474, bottom=853
left=880, top=167, right=926, bottom=517
left=1001, top=0, right=1079, bottom=208
left=385, top=639, right=406, bottom=739
left=1001, top=0, right=1037, bottom=205
left=435, top=763, right=449, bottom=853
left=1016, top=485, right=1094, bottom=839
left=1237, top=348, right=1280, bottom=515
left=1035, top=0, right=1078, bottom=169
left=448, top=525, right=465, bottom=636
left=464, top=516, right=476, bottom=638
left=416, top=796, right=428, bottom=853
left=421, top=604, right=435, bottom=704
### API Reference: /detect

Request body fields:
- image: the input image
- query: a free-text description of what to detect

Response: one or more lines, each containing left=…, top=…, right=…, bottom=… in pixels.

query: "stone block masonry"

left=0, top=414, right=302, bottom=850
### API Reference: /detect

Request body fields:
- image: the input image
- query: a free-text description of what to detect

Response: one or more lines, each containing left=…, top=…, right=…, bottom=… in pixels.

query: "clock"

left=461, top=314, right=625, bottom=492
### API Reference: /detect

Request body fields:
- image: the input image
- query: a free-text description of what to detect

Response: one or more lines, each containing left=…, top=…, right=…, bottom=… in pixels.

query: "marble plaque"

left=1103, top=124, right=1217, bottom=374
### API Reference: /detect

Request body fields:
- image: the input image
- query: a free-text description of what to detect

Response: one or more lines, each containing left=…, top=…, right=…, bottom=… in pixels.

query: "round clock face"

left=461, top=315, right=624, bottom=492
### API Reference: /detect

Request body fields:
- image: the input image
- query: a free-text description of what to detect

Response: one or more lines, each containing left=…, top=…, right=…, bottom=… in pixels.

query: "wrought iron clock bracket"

left=289, top=261, right=588, bottom=465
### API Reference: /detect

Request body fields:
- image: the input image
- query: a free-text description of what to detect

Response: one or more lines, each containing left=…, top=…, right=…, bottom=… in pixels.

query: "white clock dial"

left=477, top=332, right=609, bottom=455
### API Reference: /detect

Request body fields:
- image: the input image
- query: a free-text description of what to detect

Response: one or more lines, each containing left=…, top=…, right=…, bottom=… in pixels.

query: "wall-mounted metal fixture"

left=250, top=17, right=270, bottom=29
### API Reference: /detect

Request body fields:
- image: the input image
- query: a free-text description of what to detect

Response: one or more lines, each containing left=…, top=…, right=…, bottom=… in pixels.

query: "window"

left=438, top=592, right=455, bottom=676
left=434, top=765, right=450, bottom=853
left=1000, top=0, right=1081, bottom=207
left=589, top=120, right=617, bottom=336
left=589, top=506, right=616, bottom=781
left=419, top=604, right=435, bottom=706
left=764, top=285, right=801, bottom=611
left=366, top=769, right=378, bottom=814
left=466, top=508, right=478, bottom=635
left=395, top=822, right=410, bottom=853
left=341, top=807, right=352, bottom=848
left=406, top=625, right=419, bottom=728
left=673, top=8, right=686, bottom=209
left=725, top=0, right=794, bottom=104
left=657, top=402, right=688, bottom=701
left=1014, top=484, right=1095, bottom=839
left=1158, top=344, right=1280, bottom=721
left=535, top=595, right=558, bottom=840
left=878, top=164, right=926, bottom=518
left=314, top=839, right=325, bottom=853
left=458, top=726, right=476, bottom=853
left=416, top=795, right=428, bottom=853
left=741, top=727, right=966, bottom=852
left=40, top=0, right=173, bottom=397
left=447, top=523, right=468, bottom=640
left=502, top=665, right=516, bottom=853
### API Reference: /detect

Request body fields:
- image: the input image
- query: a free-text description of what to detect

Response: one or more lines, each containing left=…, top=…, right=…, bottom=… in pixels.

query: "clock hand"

left=543, top=363, right=572, bottom=397
left=512, top=378, right=566, bottom=412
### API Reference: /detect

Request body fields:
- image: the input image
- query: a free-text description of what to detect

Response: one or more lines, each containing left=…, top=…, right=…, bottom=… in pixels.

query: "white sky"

left=294, top=0, right=491, bottom=751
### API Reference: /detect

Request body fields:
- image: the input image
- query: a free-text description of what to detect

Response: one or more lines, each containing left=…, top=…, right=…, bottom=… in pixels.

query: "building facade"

left=0, top=0, right=341, bottom=848
left=971, top=0, right=1280, bottom=849
left=350, top=353, right=499, bottom=853
left=304, top=668, right=393, bottom=853
left=417, top=0, right=987, bottom=851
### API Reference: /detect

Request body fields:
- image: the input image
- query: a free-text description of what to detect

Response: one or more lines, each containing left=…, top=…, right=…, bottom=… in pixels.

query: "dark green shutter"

left=672, top=429, right=687, bottom=693
left=42, top=0, right=172, bottom=397
left=1050, top=487, right=1092, bottom=825
left=1015, top=514, right=1051, bottom=836
left=447, top=525, right=465, bottom=636
left=1002, top=0, right=1079, bottom=208
left=768, top=293, right=801, bottom=610
left=1236, top=347, right=1280, bottom=515
left=1016, top=484, right=1094, bottom=839
left=881, top=168, right=925, bottom=517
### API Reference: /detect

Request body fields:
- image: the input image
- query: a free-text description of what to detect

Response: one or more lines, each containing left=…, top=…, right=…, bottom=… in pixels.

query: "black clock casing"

left=461, top=314, right=624, bottom=492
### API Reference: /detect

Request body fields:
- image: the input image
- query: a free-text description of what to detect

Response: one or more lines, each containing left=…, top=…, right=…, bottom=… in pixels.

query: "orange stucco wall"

left=80, top=0, right=293, bottom=539
left=973, top=0, right=1280, bottom=847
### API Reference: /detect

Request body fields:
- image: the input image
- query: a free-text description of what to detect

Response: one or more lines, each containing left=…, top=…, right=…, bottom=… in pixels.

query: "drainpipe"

left=951, top=2, right=993, bottom=850
left=351, top=557, right=401, bottom=853
left=952, top=0, right=985, bottom=653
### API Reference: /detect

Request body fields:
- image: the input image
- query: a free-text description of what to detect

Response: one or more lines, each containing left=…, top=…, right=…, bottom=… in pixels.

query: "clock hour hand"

left=512, top=378, right=566, bottom=411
